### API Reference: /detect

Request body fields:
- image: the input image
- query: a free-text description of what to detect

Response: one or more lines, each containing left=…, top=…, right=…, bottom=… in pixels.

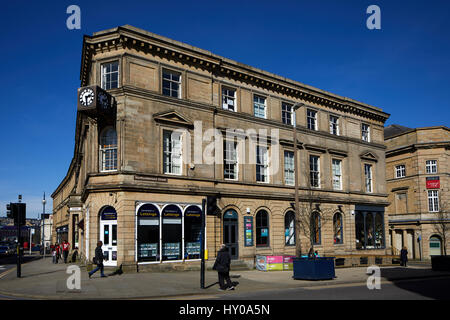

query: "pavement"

left=0, top=257, right=449, bottom=300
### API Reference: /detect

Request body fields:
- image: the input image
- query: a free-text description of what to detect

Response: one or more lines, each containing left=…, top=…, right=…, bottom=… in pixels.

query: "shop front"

left=56, top=225, right=68, bottom=243
left=136, top=202, right=202, bottom=264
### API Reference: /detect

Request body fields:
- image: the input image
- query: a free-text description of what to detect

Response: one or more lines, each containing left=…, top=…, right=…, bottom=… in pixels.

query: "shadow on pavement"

left=381, top=267, right=450, bottom=300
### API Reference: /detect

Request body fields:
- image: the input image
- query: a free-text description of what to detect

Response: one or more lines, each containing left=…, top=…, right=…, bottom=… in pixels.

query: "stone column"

left=402, top=229, right=407, bottom=251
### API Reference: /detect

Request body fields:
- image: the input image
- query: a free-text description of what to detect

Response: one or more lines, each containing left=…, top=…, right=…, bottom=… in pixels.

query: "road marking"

left=0, top=267, right=15, bottom=279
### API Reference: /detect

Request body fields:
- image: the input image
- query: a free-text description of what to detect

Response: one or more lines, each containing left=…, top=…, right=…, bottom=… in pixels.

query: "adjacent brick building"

left=385, top=125, right=450, bottom=260
left=52, top=25, right=391, bottom=271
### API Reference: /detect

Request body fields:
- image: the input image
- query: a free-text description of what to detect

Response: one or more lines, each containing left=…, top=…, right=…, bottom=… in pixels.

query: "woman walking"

left=400, top=246, right=408, bottom=267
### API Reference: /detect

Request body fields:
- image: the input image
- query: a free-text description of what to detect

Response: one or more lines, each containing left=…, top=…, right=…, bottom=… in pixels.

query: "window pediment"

left=360, top=151, right=378, bottom=162
left=153, top=110, right=193, bottom=128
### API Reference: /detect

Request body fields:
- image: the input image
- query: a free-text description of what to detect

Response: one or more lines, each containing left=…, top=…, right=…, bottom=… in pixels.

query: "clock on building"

left=77, top=85, right=113, bottom=116
left=79, top=88, right=95, bottom=107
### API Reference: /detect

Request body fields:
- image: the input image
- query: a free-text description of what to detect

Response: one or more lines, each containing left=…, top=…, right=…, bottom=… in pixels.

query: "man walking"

left=213, top=244, right=234, bottom=291
left=88, top=241, right=107, bottom=278
left=62, top=240, right=70, bottom=264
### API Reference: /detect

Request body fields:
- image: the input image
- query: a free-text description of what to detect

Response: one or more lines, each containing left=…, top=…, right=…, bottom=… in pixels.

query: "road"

left=209, top=276, right=450, bottom=300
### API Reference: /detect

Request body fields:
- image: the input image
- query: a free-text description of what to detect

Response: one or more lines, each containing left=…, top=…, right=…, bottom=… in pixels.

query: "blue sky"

left=0, top=0, right=449, bottom=218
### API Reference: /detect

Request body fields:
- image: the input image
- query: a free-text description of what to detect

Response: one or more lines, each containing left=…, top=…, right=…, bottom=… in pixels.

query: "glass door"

left=100, top=221, right=117, bottom=267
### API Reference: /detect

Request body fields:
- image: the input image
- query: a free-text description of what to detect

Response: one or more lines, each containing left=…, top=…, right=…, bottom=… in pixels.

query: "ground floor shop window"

left=311, top=212, right=321, bottom=245
left=256, top=210, right=269, bottom=247
left=162, top=205, right=182, bottom=261
left=285, top=211, right=295, bottom=246
left=333, top=212, right=343, bottom=244
left=355, top=211, right=385, bottom=249
left=137, top=204, right=160, bottom=262
left=184, top=205, right=202, bottom=260
left=136, top=203, right=202, bottom=263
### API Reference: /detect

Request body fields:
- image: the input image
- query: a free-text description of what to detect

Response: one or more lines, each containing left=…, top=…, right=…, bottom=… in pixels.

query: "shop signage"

left=244, top=216, right=253, bottom=247
left=138, top=203, right=159, bottom=217
left=223, top=210, right=237, bottom=220
left=256, top=255, right=284, bottom=271
left=101, top=206, right=117, bottom=220
left=56, top=225, right=69, bottom=233
left=184, top=205, right=202, bottom=218
left=426, top=176, right=440, bottom=189
left=162, top=205, right=182, bottom=218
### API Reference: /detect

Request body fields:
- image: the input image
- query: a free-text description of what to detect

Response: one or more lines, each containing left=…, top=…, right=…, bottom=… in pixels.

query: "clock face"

left=79, top=88, right=95, bottom=107
left=98, top=92, right=109, bottom=109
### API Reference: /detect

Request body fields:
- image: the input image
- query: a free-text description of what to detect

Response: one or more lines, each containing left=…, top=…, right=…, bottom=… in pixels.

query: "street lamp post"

left=42, top=192, right=46, bottom=258
left=292, top=102, right=305, bottom=257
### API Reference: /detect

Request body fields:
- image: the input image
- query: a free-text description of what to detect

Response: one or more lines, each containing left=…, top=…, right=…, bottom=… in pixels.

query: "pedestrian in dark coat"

left=88, top=241, right=107, bottom=278
left=400, top=246, right=408, bottom=267
left=213, top=244, right=234, bottom=290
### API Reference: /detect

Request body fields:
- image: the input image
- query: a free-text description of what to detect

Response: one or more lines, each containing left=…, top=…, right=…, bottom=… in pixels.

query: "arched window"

left=99, top=127, right=117, bottom=172
left=429, top=235, right=442, bottom=257
left=137, top=204, right=160, bottom=262
left=284, top=211, right=295, bottom=246
left=256, top=210, right=269, bottom=247
left=311, top=211, right=321, bottom=245
left=184, top=205, right=202, bottom=260
left=333, top=212, right=343, bottom=244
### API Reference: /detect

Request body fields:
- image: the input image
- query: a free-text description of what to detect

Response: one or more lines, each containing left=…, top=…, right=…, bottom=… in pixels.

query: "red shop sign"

left=426, top=176, right=440, bottom=189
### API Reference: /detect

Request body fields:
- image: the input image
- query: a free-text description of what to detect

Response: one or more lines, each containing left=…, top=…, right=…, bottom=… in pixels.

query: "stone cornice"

left=80, top=168, right=392, bottom=208
left=386, top=141, right=450, bottom=157
left=80, top=25, right=390, bottom=123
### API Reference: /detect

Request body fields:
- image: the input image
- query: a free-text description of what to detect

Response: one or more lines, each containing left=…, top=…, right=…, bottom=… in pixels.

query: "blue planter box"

left=293, top=257, right=336, bottom=280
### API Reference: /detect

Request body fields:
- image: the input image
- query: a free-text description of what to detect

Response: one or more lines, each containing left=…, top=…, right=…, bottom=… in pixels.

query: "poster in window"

left=139, top=243, right=158, bottom=258
left=244, top=216, right=253, bottom=247
left=163, top=242, right=180, bottom=260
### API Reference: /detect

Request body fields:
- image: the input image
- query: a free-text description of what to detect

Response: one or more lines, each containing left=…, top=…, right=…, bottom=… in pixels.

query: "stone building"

left=385, top=125, right=450, bottom=260
left=52, top=25, right=390, bottom=271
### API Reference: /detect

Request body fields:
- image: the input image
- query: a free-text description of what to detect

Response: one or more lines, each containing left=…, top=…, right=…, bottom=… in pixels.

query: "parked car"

left=0, top=245, right=14, bottom=256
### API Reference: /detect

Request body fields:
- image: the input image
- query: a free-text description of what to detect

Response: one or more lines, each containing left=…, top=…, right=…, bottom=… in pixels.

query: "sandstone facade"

left=52, top=25, right=391, bottom=270
left=385, top=125, right=450, bottom=260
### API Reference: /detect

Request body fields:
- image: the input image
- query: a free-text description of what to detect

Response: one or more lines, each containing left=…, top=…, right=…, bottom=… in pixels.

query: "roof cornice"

left=80, top=25, right=390, bottom=123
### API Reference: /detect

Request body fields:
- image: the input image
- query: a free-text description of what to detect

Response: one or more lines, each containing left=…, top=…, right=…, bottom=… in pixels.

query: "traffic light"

left=6, top=203, right=12, bottom=219
left=206, top=196, right=220, bottom=216
left=5, top=202, right=26, bottom=226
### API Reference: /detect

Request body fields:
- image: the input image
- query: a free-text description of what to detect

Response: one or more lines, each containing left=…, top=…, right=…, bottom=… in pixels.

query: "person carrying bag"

left=213, top=244, right=234, bottom=291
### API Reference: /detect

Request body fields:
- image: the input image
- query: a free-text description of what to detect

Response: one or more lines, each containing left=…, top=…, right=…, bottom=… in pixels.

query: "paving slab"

left=0, top=258, right=449, bottom=300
